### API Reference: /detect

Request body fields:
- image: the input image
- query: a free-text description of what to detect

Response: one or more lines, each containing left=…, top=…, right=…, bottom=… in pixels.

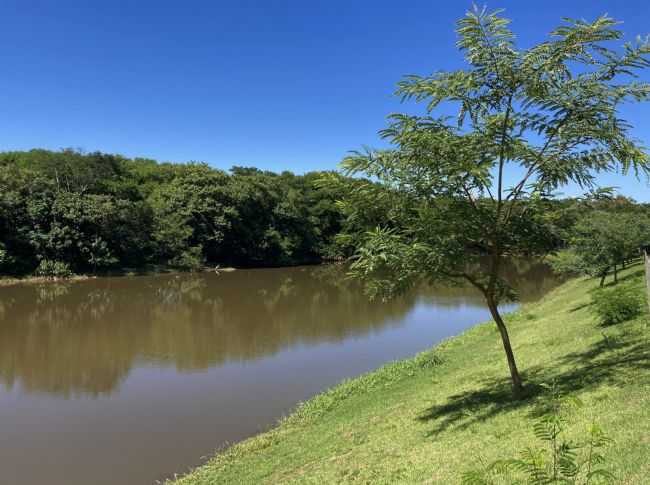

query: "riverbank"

left=169, top=265, right=649, bottom=484
left=0, top=274, right=93, bottom=287
left=0, top=264, right=241, bottom=287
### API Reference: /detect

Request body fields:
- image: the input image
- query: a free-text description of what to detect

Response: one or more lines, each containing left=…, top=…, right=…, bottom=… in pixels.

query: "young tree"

left=341, top=7, right=650, bottom=396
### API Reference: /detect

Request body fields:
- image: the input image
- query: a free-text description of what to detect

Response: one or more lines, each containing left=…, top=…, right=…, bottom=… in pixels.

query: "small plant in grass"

left=462, top=384, right=614, bottom=484
left=591, top=284, right=643, bottom=326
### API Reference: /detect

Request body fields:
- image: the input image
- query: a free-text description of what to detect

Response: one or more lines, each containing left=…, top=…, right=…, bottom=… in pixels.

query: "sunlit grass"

left=170, top=265, right=650, bottom=484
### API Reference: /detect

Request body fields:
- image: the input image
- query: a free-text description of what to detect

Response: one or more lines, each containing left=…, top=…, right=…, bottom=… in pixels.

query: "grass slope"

left=171, top=266, right=650, bottom=484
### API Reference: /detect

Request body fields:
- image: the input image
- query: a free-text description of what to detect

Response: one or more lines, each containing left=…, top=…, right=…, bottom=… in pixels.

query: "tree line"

left=1, top=149, right=649, bottom=283
left=0, top=149, right=357, bottom=276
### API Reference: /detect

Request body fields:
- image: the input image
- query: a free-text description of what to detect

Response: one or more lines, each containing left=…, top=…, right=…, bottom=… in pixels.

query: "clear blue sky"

left=2, top=0, right=649, bottom=200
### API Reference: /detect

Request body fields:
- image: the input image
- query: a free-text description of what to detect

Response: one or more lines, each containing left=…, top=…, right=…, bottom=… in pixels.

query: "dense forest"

left=0, top=149, right=358, bottom=276
left=1, top=149, right=649, bottom=278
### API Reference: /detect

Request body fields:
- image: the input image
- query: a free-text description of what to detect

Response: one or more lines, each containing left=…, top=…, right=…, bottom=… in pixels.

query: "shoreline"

left=167, top=296, right=526, bottom=483
left=0, top=265, right=254, bottom=287
left=0, top=259, right=349, bottom=288
left=0, top=274, right=94, bottom=287
left=168, top=266, right=649, bottom=484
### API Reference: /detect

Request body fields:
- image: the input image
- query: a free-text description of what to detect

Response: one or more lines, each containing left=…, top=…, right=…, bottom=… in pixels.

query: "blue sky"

left=2, top=0, right=650, bottom=200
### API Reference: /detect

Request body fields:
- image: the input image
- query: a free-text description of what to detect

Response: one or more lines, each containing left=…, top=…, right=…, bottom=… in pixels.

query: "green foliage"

left=0, top=243, right=11, bottom=272
left=566, top=210, right=650, bottom=285
left=316, top=173, right=405, bottom=259
left=548, top=194, right=650, bottom=286
left=548, top=249, right=584, bottom=276
left=339, top=5, right=650, bottom=392
left=0, top=149, right=355, bottom=276
left=169, top=245, right=205, bottom=271
left=463, top=385, right=615, bottom=484
left=343, top=6, right=650, bottom=301
left=591, top=284, right=643, bottom=325
left=148, top=163, right=233, bottom=265
left=34, top=259, right=73, bottom=278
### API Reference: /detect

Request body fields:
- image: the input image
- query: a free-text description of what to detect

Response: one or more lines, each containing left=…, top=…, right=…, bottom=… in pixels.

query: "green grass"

left=170, top=266, right=650, bottom=484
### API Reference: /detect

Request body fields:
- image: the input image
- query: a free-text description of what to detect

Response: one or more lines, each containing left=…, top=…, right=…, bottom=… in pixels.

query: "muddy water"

left=0, top=261, right=559, bottom=485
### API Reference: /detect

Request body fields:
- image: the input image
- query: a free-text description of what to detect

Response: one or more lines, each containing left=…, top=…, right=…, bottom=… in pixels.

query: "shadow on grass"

left=602, top=267, right=645, bottom=288
left=568, top=267, right=646, bottom=314
left=569, top=301, right=592, bottom=313
left=615, top=267, right=645, bottom=282
left=418, top=323, right=649, bottom=437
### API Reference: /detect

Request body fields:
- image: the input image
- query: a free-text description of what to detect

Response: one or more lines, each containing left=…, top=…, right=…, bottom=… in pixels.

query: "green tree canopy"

left=551, top=210, right=650, bottom=286
left=341, top=6, right=650, bottom=396
left=0, top=149, right=354, bottom=275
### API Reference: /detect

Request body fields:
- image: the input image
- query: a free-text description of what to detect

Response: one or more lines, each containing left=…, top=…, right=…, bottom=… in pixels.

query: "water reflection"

left=0, top=261, right=561, bottom=485
left=0, top=261, right=557, bottom=398
left=0, top=267, right=406, bottom=397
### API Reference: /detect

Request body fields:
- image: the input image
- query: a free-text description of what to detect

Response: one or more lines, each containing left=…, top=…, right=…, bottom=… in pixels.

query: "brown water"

left=0, top=261, right=559, bottom=485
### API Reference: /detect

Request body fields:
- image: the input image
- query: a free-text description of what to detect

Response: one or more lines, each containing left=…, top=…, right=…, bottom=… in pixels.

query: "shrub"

left=591, top=284, right=642, bottom=326
left=34, top=259, right=73, bottom=278
left=463, top=385, right=614, bottom=484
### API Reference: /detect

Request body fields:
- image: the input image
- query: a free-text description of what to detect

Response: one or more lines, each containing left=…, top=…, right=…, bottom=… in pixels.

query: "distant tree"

left=0, top=164, right=43, bottom=274
left=553, top=210, right=650, bottom=286
left=221, top=168, right=342, bottom=266
left=341, top=7, right=650, bottom=396
left=5, top=148, right=125, bottom=194
left=221, top=167, right=291, bottom=265
left=28, top=191, right=133, bottom=273
left=148, top=163, right=234, bottom=270
left=317, top=173, right=409, bottom=260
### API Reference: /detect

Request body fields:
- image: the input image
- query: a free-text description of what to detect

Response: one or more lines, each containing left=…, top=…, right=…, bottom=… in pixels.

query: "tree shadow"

left=568, top=267, right=645, bottom=312
left=417, top=377, right=545, bottom=437
left=616, top=267, right=645, bottom=282
left=418, top=323, right=649, bottom=436
left=602, top=267, right=645, bottom=288
left=569, top=301, right=591, bottom=313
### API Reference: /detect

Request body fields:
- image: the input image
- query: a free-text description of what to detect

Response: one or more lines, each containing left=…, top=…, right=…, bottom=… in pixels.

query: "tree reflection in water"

left=0, top=261, right=559, bottom=397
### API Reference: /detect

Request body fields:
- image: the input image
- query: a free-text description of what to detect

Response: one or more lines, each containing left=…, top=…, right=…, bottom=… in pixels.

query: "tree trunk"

left=487, top=298, right=524, bottom=397
left=613, top=264, right=618, bottom=284
left=599, top=269, right=609, bottom=287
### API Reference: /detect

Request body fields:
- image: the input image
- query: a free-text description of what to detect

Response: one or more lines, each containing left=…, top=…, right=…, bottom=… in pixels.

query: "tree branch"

left=461, top=181, right=480, bottom=211
left=502, top=110, right=574, bottom=224
left=496, top=95, right=514, bottom=218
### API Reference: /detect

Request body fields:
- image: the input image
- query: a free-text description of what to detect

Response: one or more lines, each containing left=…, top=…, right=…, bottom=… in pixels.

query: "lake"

left=0, top=261, right=559, bottom=485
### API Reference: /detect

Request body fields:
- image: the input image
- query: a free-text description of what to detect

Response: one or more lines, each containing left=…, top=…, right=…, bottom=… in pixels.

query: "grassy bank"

left=170, top=266, right=650, bottom=484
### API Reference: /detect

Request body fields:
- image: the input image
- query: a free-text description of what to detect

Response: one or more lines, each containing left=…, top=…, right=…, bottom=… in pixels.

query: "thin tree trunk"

left=614, top=264, right=618, bottom=284
left=599, top=269, right=609, bottom=287
left=487, top=298, right=524, bottom=397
